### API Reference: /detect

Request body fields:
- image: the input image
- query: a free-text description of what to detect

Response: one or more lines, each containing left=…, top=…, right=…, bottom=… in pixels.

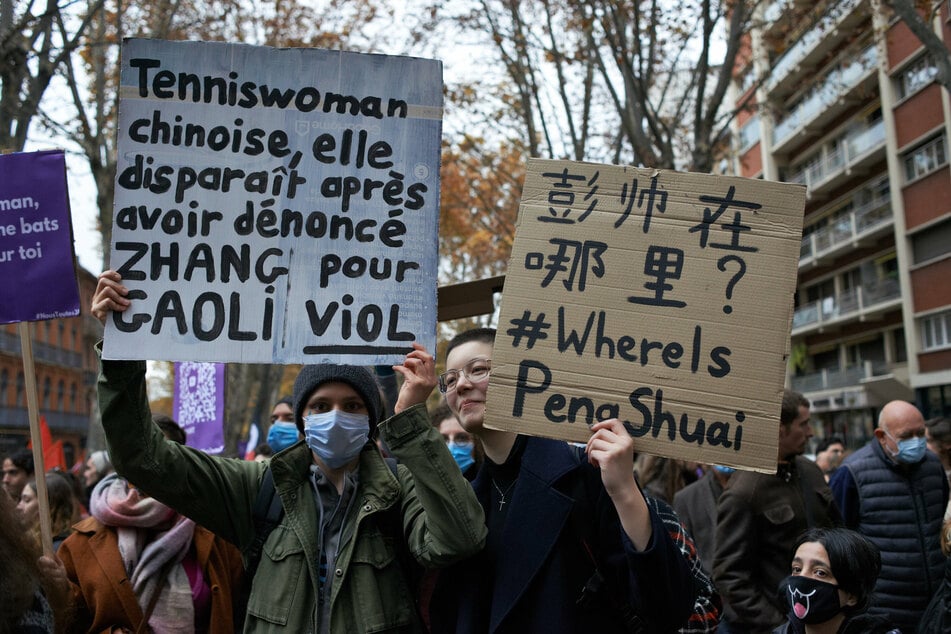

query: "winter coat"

left=429, top=436, right=696, bottom=633
left=831, top=440, right=947, bottom=632
left=58, top=518, right=245, bottom=633
left=714, top=456, right=842, bottom=632
left=96, top=348, right=487, bottom=633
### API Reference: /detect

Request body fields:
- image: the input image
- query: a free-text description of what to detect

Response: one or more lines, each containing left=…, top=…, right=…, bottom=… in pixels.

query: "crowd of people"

left=1, top=269, right=950, bottom=633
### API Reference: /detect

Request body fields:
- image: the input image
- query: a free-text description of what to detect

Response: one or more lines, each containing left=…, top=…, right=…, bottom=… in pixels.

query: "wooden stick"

left=19, top=321, right=54, bottom=556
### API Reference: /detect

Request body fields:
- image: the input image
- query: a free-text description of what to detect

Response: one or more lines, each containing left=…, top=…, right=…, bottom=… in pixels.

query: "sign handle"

left=19, top=321, right=54, bottom=556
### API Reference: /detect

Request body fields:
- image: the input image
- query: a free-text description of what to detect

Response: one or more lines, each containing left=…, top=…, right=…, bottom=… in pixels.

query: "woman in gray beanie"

left=90, top=269, right=487, bottom=634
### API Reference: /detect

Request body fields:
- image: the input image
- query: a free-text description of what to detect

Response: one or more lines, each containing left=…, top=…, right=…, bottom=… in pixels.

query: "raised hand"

left=91, top=270, right=130, bottom=324
left=392, top=343, right=437, bottom=414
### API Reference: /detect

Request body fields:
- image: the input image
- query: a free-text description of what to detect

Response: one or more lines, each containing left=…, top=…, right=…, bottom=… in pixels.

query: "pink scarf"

left=90, top=474, right=196, bottom=633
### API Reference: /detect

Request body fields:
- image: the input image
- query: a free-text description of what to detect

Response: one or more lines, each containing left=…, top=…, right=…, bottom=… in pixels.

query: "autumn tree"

left=434, top=0, right=764, bottom=172
left=0, top=0, right=104, bottom=151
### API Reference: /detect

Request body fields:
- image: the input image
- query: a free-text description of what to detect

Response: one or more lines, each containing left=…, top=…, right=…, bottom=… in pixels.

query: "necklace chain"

left=491, top=478, right=516, bottom=511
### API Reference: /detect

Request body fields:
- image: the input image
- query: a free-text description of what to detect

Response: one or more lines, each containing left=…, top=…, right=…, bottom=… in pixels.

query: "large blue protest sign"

left=173, top=361, right=225, bottom=454
left=104, top=39, right=441, bottom=364
left=0, top=150, right=80, bottom=324
left=487, top=159, right=806, bottom=473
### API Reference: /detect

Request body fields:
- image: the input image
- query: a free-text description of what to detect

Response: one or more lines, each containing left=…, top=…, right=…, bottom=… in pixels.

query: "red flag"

left=27, top=416, right=66, bottom=472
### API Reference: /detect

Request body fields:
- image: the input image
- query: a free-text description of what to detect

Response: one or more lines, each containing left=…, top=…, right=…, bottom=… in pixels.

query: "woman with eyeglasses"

left=428, top=327, right=697, bottom=634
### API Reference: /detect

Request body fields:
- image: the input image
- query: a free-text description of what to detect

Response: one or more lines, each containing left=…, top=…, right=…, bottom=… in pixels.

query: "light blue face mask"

left=303, top=410, right=369, bottom=469
left=884, top=431, right=926, bottom=464
left=267, top=422, right=300, bottom=452
left=448, top=441, right=475, bottom=473
left=712, top=464, right=736, bottom=475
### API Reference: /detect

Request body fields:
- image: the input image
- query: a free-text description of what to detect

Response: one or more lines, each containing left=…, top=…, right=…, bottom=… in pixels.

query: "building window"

left=16, top=372, right=24, bottom=407
left=70, top=382, right=77, bottom=411
left=912, top=216, right=951, bottom=264
left=921, top=310, right=951, bottom=352
left=57, top=379, right=65, bottom=412
left=904, top=135, right=947, bottom=182
left=0, top=368, right=7, bottom=405
left=897, top=55, right=938, bottom=99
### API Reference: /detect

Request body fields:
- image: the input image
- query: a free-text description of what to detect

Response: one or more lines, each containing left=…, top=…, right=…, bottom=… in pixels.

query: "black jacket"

left=430, top=436, right=696, bottom=633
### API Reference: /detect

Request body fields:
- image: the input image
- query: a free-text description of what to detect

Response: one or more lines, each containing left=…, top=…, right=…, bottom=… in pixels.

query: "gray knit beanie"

left=292, top=364, right=383, bottom=436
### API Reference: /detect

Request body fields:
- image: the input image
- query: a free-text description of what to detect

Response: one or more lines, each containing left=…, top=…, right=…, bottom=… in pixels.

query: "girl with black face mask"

left=774, top=527, right=900, bottom=634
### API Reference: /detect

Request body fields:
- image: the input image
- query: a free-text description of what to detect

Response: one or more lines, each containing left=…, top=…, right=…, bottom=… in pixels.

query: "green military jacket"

left=97, top=349, right=486, bottom=633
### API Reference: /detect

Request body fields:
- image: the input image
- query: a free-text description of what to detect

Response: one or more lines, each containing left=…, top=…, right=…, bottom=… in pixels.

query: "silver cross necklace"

left=491, top=478, right=517, bottom=511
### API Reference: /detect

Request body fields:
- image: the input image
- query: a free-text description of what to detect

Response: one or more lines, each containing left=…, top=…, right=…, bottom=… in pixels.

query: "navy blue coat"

left=429, top=437, right=696, bottom=633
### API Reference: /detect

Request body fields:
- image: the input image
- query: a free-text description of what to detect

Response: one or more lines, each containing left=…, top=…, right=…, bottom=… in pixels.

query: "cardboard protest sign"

left=486, top=159, right=806, bottom=473
left=104, top=39, right=441, bottom=364
left=0, top=150, right=81, bottom=324
left=173, top=361, right=225, bottom=454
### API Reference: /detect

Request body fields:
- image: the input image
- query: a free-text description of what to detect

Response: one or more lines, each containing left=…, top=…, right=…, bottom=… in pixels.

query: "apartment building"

left=0, top=266, right=100, bottom=464
left=726, top=0, right=951, bottom=446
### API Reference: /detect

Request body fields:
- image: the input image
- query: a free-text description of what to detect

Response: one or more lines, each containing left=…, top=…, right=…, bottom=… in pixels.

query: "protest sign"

left=486, top=159, right=806, bottom=473
left=104, top=39, right=442, bottom=364
left=173, top=361, right=226, bottom=453
left=0, top=150, right=81, bottom=324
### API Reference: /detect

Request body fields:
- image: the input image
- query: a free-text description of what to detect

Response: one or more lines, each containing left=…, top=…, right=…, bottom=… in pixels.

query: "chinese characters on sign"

left=487, top=159, right=806, bottom=473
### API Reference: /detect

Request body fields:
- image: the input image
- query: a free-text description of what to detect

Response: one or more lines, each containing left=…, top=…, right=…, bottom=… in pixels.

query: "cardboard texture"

left=487, top=158, right=806, bottom=473
left=105, top=39, right=442, bottom=364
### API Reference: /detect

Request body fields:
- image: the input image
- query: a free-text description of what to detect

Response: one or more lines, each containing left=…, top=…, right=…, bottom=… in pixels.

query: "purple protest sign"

left=173, top=361, right=225, bottom=454
left=0, top=150, right=80, bottom=324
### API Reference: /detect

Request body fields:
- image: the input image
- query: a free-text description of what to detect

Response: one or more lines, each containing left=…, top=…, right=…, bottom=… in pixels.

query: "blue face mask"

left=267, top=422, right=300, bottom=452
left=303, top=410, right=369, bottom=469
left=448, top=441, right=474, bottom=473
left=885, top=432, right=926, bottom=464
left=712, top=464, right=736, bottom=475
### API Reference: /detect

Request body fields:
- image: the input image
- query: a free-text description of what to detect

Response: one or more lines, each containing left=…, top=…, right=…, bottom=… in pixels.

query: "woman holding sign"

left=428, top=327, right=697, bottom=633
left=90, top=270, right=486, bottom=633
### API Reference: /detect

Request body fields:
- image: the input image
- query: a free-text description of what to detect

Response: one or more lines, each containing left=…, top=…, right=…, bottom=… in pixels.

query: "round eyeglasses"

left=437, top=358, right=491, bottom=394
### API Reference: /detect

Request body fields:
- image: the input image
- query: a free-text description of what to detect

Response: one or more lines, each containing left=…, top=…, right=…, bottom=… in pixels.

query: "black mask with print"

left=781, top=575, right=842, bottom=624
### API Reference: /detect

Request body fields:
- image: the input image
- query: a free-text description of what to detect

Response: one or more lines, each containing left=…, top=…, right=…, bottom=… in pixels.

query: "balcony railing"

left=0, top=331, right=83, bottom=368
left=786, top=118, right=885, bottom=192
left=773, top=44, right=878, bottom=148
left=800, top=192, right=892, bottom=261
left=790, top=359, right=892, bottom=394
left=766, top=0, right=864, bottom=92
left=792, top=277, right=901, bottom=331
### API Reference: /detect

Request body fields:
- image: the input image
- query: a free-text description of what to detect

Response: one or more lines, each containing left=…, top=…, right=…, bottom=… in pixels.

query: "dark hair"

left=23, top=471, right=78, bottom=541
left=254, top=443, right=274, bottom=457
left=926, top=417, right=951, bottom=443
left=780, top=389, right=810, bottom=426
left=274, top=396, right=293, bottom=408
left=445, top=327, right=496, bottom=360
left=793, top=527, right=881, bottom=613
left=5, top=448, right=35, bottom=476
left=153, top=414, right=187, bottom=445
left=815, top=436, right=844, bottom=454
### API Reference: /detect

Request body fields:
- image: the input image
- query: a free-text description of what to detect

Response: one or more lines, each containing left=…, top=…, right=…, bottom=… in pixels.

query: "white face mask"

left=303, top=410, right=370, bottom=469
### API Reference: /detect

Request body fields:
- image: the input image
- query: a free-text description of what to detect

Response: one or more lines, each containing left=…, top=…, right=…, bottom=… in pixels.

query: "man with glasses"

left=428, top=327, right=696, bottom=633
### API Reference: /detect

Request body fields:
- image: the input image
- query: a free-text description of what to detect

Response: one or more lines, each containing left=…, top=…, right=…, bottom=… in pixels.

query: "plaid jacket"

left=645, top=496, right=721, bottom=633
